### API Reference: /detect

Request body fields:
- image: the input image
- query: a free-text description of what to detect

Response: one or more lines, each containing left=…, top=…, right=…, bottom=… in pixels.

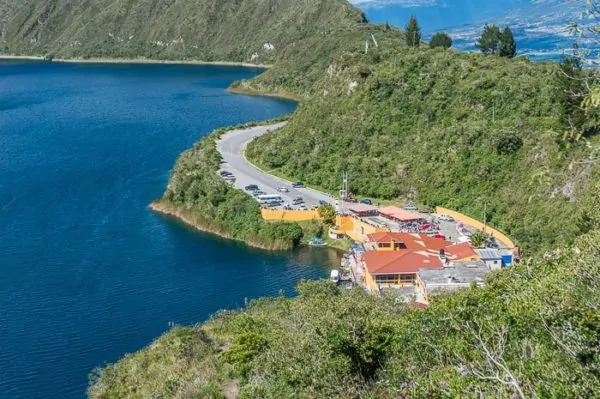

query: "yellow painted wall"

left=436, top=207, right=516, bottom=249
left=365, top=271, right=377, bottom=293
left=261, top=209, right=320, bottom=221
left=334, top=215, right=355, bottom=233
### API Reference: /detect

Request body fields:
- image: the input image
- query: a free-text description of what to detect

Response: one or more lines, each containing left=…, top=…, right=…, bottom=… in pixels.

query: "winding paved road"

left=217, top=123, right=337, bottom=208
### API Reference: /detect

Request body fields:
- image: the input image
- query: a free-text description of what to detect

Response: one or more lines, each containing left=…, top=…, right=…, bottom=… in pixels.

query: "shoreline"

left=149, top=200, right=293, bottom=251
left=227, top=86, right=304, bottom=102
left=0, top=54, right=272, bottom=68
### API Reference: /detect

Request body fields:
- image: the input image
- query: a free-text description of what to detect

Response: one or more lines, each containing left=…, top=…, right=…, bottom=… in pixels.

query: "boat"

left=330, top=269, right=340, bottom=284
left=308, top=237, right=327, bottom=247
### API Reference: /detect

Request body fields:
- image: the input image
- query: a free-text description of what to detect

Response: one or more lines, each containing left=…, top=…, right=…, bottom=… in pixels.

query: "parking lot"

left=217, top=123, right=338, bottom=210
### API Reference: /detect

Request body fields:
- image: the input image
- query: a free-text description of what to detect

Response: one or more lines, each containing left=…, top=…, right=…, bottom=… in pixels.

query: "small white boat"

left=330, top=269, right=340, bottom=284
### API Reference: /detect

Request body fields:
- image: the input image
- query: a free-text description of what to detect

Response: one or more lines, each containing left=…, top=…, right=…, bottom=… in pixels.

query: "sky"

left=349, top=0, right=592, bottom=61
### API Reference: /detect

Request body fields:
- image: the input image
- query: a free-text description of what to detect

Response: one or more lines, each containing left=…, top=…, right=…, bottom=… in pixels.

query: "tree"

left=476, top=24, right=501, bottom=55
left=429, top=32, right=452, bottom=49
left=498, top=27, right=517, bottom=58
left=405, top=16, right=421, bottom=48
left=317, top=204, right=336, bottom=225
left=470, top=231, right=488, bottom=248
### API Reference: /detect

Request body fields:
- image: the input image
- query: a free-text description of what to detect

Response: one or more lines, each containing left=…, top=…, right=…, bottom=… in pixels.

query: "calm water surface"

left=0, top=61, right=341, bottom=398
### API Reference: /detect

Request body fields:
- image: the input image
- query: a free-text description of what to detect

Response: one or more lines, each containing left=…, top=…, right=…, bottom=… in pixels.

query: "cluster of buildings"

left=332, top=204, right=514, bottom=303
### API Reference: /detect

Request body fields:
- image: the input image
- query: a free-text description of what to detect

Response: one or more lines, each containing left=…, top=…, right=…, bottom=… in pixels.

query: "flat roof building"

left=417, top=260, right=489, bottom=300
left=378, top=206, right=424, bottom=223
left=476, top=248, right=503, bottom=270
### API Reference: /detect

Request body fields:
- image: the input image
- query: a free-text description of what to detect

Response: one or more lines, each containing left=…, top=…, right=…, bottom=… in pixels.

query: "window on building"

left=399, top=274, right=414, bottom=283
left=376, top=275, right=398, bottom=284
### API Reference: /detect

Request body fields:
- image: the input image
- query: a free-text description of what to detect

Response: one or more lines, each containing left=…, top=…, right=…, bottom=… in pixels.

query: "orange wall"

left=365, top=271, right=377, bottom=293
left=436, top=207, right=516, bottom=249
left=261, top=209, right=320, bottom=221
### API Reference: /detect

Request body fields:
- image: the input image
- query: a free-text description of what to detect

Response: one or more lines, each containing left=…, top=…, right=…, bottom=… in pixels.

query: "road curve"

left=217, top=123, right=337, bottom=208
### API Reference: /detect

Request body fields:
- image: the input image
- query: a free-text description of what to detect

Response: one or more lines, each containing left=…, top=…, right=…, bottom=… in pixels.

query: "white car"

left=298, top=204, right=308, bottom=210
left=278, top=187, right=289, bottom=193
left=438, top=214, right=455, bottom=222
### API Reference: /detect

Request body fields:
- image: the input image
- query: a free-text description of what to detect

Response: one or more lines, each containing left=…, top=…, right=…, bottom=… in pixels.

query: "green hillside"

left=0, top=0, right=364, bottom=62
left=246, top=46, right=600, bottom=252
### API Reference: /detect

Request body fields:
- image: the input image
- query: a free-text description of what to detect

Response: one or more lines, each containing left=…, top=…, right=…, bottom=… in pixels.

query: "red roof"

left=363, top=250, right=443, bottom=275
left=445, top=242, right=479, bottom=261
left=348, top=204, right=377, bottom=213
left=367, top=232, right=451, bottom=251
left=378, top=206, right=424, bottom=222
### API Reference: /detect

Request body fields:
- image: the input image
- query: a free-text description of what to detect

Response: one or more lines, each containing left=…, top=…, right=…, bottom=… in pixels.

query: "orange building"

left=362, top=233, right=480, bottom=293
left=363, top=249, right=444, bottom=292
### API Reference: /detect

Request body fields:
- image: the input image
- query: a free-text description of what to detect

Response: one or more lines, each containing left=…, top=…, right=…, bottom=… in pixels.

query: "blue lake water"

left=0, top=61, right=341, bottom=398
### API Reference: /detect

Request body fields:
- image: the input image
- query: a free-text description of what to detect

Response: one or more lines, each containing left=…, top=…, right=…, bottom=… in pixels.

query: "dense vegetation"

left=0, top=0, right=364, bottom=63
left=230, top=25, right=405, bottom=99
left=155, top=118, right=303, bottom=250
left=246, top=43, right=600, bottom=252
left=89, top=196, right=600, bottom=397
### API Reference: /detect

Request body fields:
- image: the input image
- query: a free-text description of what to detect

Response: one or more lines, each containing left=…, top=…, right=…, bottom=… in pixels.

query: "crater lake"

left=0, top=60, right=341, bottom=399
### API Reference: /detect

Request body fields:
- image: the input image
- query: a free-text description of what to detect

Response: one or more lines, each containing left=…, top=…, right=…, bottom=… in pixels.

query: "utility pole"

left=413, top=31, right=416, bottom=48
left=483, top=202, right=487, bottom=233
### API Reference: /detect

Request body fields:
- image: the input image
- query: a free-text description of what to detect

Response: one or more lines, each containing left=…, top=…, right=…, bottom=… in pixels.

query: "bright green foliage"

left=89, top=233, right=600, bottom=397
left=405, top=16, right=421, bottom=48
left=159, top=117, right=303, bottom=250
left=556, top=50, right=600, bottom=142
left=0, top=0, right=363, bottom=63
left=317, top=204, right=336, bottom=225
left=469, top=231, right=488, bottom=248
left=499, top=27, right=517, bottom=58
left=476, top=24, right=502, bottom=55
left=230, top=26, right=405, bottom=98
left=246, top=47, right=599, bottom=252
left=429, top=32, right=452, bottom=49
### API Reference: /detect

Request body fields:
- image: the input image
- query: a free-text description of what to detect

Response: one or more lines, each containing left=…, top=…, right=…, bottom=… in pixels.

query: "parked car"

left=420, top=207, right=433, bottom=213
left=360, top=199, right=372, bottom=205
left=291, top=182, right=304, bottom=188
left=278, top=187, right=289, bottom=193
left=292, top=197, right=304, bottom=205
left=220, top=171, right=233, bottom=177
left=438, top=214, right=455, bottom=222
left=345, top=198, right=358, bottom=203
left=404, top=203, right=417, bottom=211
left=253, top=190, right=266, bottom=197
left=319, top=200, right=329, bottom=206
left=433, top=234, right=446, bottom=240
left=223, top=175, right=236, bottom=181
left=298, top=204, right=308, bottom=210
left=244, top=184, right=259, bottom=191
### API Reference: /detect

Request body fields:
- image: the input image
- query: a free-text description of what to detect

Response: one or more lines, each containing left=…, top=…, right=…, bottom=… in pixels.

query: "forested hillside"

left=246, top=44, right=600, bottom=252
left=0, top=0, right=364, bottom=62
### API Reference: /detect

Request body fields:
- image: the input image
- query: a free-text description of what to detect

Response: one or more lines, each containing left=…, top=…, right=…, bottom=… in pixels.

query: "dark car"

left=220, top=171, right=233, bottom=177
left=360, top=199, right=372, bottom=205
left=244, top=184, right=259, bottom=191
left=291, top=182, right=304, bottom=188
left=292, top=197, right=304, bottom=205
left=420, top=207, right=433, bottom=214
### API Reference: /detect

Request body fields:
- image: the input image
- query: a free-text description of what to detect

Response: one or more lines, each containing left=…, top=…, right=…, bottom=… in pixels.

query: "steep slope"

left=247, top=47, right=600, bottom=252
left=0, top=0, right=365, bottom=62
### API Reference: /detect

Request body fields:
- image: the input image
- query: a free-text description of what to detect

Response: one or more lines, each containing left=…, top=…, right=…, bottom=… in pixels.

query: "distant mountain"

left=0, top=0, right=365, bottom=62
left=353, top=0, right=589, bottom=61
